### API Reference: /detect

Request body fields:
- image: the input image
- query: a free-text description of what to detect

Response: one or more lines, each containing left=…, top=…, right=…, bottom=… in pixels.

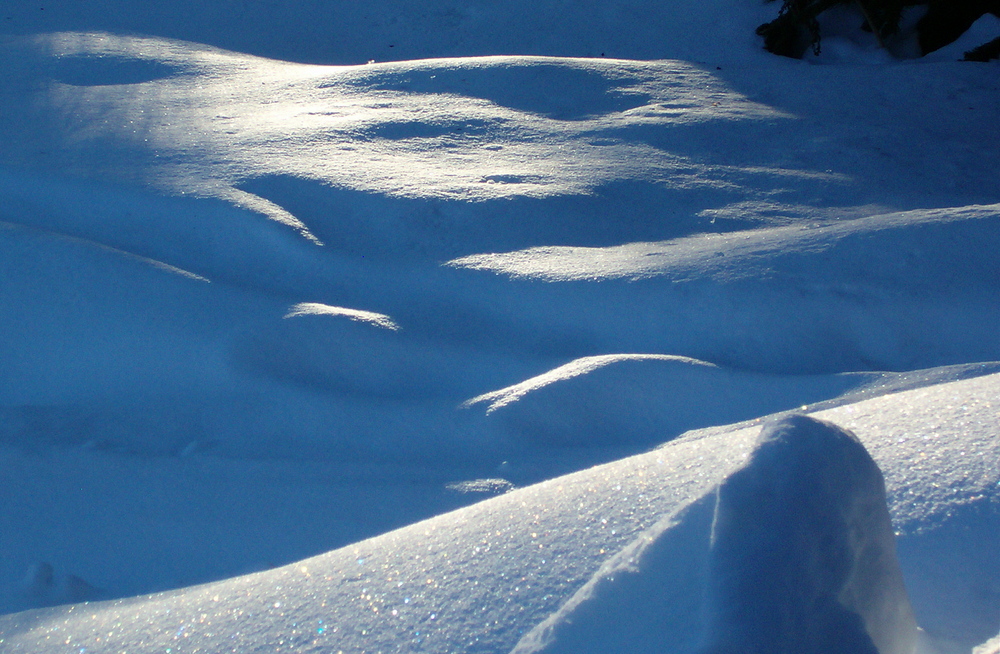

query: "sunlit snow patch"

left=975, top=632, right=1000, bottom=654
left=283, top=301, right=400, bottom=331
left=444, top=478, right=514, bottom=494
left=1, top=33, right=791, bottom=215
left=463, top=354, right=713, bottom=413
left=447, top=203, right=1000, bottom=282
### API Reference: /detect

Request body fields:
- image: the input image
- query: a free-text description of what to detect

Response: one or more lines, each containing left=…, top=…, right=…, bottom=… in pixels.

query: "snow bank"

left=511, top=416, right=918, bottom=654
left=448, top=203, right=1000, bottom=373
left=463, top=354, right=1000, bottom=452
left=1, top=0, right=998, bottom=648
left=702, top=415, right=916, bottom=654
left=1, top=372, right=996, bottom=653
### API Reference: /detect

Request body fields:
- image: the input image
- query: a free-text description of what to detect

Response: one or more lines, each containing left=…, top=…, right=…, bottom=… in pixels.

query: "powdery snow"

left=283, top=302, right=401, bottom=331
left=0, top=0, right=998, bottom=651
left=513, top=415, right=919, bottom=654
left=1, top=373, right=997, bottom=653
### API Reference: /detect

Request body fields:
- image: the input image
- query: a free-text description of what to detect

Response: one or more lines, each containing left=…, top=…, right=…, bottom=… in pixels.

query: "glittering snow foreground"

left=1, top=3, right=999, bottom=652
left=1, top=371, right=997, bottom=653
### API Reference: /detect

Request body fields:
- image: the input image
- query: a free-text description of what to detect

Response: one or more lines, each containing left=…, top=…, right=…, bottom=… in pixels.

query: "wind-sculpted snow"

left=1, top=0, right=999, bottom=647
left=447, top=204, right=1000, bottom=284
left=446, top=204, right=1000, bottom=373
left=1, top=374, right=996, bottom=653
left=283, top=302, right=400, bottom=331
left=464, top=354, right=882, bottom=449
left=701, top=416, right=916, bottom=654
left=464, top=355, right=710, bottom=413
left=510, top=416, right=919, bottom=654
left=0, top=34, right=787, bottom=213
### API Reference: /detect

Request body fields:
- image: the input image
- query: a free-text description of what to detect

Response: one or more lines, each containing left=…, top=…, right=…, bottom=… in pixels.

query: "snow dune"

left=1, top=373, right=997, bottom=652
left=1, top=0, right=999, bottom=650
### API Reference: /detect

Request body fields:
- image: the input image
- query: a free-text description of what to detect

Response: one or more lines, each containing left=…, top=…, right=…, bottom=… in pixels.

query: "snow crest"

left=702, top=415, right=917, bottom=654
left=510, top=415, right=920, bottom=654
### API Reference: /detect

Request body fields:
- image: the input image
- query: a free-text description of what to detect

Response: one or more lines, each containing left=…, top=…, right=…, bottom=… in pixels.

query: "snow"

left=1, top=375, right=997, bottom=653
left=0, top=0, right=998, bottom=652
left=699, top=415, right=916, bottom=654
left=511, top=415, right=921, bottom=654
left=283, top=303, right=401, bottom=331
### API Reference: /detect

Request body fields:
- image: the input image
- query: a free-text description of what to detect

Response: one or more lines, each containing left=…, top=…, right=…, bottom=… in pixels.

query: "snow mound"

left=464, top=357, right=1000, bottom=473
left=465, top=354, right=874, bottom=448
left=2, top=0, right=1000, bottom=647
left=448, top=204, right=1000, bottom=373
left=510, top=415, right=918, bottom=654
left=702, top=415, right=916, bottom=654
left=1, top=373, right=995, bottom=653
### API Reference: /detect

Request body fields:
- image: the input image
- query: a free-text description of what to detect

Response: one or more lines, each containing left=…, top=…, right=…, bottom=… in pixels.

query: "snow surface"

left=0, top=0, right=998, bottom=651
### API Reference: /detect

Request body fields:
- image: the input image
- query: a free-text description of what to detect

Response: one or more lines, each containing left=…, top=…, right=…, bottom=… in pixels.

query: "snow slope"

left=1, top=375, right=997, bottom=653
left=0, top=0, right=998, bottom=650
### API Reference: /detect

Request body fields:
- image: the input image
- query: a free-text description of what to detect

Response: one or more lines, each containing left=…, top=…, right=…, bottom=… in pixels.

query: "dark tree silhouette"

left=919, top=0, right=1000, bottom=59
left=757, top=0, right=1000, bottom=60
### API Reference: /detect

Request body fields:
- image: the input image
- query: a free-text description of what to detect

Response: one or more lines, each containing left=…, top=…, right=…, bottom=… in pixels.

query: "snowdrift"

left=1, top=0, right=999, bottom=651
left=1, top=374, right=997, bottom=653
